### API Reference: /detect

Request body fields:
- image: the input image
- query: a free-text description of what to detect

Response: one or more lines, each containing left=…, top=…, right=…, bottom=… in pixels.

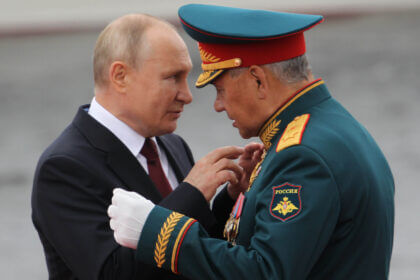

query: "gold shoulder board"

left=276, top=114, right=310, bottom=152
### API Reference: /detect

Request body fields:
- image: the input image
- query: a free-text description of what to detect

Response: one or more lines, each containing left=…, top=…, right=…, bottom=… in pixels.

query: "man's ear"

left=109, top=61, right=129, bottom=93
left=248, top=65, right=268, bottom=99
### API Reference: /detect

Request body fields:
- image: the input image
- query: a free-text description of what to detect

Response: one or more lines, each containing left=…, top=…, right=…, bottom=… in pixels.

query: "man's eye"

left=164, top=73, right=177, bottom=80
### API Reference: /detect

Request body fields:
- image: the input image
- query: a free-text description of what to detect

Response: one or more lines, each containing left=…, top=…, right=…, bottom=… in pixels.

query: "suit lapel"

left=72, top=105, right=162, bottom=203
left=106, top=148, right=162, bottom=203
left=158, top=136, right=190, bottom=182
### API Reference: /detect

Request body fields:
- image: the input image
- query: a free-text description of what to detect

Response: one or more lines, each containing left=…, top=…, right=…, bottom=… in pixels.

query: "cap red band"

left=198, top=32, right=306, bottom=67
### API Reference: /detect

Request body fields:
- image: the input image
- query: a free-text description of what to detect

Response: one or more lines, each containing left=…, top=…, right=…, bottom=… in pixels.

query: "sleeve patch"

left=276, top=114, right=310, bottom=152
left=269, top=183, right=302, bottom=221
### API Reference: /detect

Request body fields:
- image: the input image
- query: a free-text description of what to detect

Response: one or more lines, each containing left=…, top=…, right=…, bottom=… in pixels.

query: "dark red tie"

left=140, top=138, right=172, bottom=198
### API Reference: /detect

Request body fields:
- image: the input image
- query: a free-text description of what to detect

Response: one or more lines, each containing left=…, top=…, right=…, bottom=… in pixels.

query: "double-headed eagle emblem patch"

left=270, top=183, right=302, bottom=221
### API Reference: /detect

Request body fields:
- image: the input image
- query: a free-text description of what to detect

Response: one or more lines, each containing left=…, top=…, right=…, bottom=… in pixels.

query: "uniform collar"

left=258, top=79, right=330, bottom=149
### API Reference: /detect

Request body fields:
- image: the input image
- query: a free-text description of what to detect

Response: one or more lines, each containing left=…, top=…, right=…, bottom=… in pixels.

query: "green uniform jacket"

left=136, top=79, right=395, bottom=279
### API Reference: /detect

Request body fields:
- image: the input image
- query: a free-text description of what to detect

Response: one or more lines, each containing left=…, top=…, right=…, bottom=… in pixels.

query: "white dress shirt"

left=88, top=97, right=179, bottom=190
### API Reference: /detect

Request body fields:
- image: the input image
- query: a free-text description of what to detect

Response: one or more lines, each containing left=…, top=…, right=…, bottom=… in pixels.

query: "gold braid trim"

left=260, top=119, right=281, bottom=149
left=171, top=218, right=196, bottom=273
left=154, top=212, right=183, bottom=268
left=201, top=58, right=242, bottom=71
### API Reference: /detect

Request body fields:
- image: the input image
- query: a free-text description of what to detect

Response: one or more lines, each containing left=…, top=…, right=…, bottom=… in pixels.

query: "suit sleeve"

left=159, top=134, right=235, bottom=237
left=134, top=146, right=341, bottom=279
left=210, top=186, right=236, bottom=238
left=159, top=182, right=217, bottom=233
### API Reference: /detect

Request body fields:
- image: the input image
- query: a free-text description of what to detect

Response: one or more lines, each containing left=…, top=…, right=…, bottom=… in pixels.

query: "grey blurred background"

left=0, top=1, right=419, bottom=279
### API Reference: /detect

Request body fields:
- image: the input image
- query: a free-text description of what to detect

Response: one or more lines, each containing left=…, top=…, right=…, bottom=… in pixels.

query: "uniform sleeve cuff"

left=137, top=206, right=197, bottom=274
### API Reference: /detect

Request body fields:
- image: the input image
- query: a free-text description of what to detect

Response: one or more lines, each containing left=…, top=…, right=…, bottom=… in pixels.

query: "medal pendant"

left=223, top=193, right=245, bottom=245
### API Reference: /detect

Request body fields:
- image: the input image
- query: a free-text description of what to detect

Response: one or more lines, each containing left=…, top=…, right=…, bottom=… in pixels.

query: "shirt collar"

left=88, top=97, right=156, bottom=157
left=258, top=79, right=329, bottom=150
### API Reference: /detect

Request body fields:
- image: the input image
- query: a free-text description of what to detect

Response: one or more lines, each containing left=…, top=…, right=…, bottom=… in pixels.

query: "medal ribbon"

left=232, top=193, right=245, bottom=219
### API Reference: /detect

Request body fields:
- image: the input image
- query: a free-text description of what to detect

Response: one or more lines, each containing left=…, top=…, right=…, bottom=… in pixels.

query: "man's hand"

left=107, top=188, right=155, bottom=249
left=184, top=146, right=244, bottom=201
left=227, top=143, right=265, bottom=200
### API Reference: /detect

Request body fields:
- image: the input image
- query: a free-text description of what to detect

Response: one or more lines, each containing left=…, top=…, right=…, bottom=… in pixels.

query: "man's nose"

left=177, top=81, right=193, bottom=104
left=213, top=97, right=224, bottom=112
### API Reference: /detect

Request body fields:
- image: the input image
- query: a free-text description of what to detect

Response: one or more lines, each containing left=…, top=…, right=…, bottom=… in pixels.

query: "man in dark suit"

left=31, top=14, right=249, bottom=280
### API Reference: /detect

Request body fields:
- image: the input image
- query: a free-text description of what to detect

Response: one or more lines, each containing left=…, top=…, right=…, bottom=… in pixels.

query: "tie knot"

left=140, top=138, right=159, bottom=161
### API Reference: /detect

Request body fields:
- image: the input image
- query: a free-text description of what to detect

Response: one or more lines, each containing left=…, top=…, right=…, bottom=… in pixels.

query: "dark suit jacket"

left=31, top=106, right=233, bottom=280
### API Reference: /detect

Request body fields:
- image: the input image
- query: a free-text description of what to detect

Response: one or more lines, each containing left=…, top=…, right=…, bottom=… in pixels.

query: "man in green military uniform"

left=107, top=4, right=394, bottom=279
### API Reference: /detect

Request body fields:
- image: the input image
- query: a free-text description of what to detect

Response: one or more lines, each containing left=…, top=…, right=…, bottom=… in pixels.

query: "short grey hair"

left=93, top=14, right=175, bottom=88
left=229, top=54, right=312, bottom=84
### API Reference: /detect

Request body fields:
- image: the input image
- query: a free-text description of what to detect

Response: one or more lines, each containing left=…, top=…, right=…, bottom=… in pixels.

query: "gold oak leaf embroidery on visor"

left=199, top=47, right=221, bottom=63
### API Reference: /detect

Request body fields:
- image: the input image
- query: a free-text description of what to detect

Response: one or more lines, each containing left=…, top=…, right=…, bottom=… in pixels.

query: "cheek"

left=231, top=96, right=257, bottom=130
left=149, top=88, right=177, bottom=119
left=228, top=95, right=248, bottom=118
left=125, top=85, right=156, bottom=120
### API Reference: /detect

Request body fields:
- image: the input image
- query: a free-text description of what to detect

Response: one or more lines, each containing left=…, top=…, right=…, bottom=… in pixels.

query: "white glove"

left=107, top=188, right=155, bottom=249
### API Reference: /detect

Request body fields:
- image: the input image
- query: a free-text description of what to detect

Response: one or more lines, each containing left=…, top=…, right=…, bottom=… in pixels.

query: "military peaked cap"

left=178, top=4, right=323, bottom=87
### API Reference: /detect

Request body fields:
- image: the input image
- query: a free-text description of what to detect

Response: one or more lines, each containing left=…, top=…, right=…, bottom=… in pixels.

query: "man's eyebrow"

left=162, top=69, right=182, bottom=76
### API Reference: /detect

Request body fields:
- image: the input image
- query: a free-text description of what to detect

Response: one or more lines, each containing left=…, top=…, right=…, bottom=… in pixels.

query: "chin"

left=238, top=128, right=253, bottom=139
left=156, top=122, right=177, bottom=136
left=237, top=124, right=259, bottom=139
